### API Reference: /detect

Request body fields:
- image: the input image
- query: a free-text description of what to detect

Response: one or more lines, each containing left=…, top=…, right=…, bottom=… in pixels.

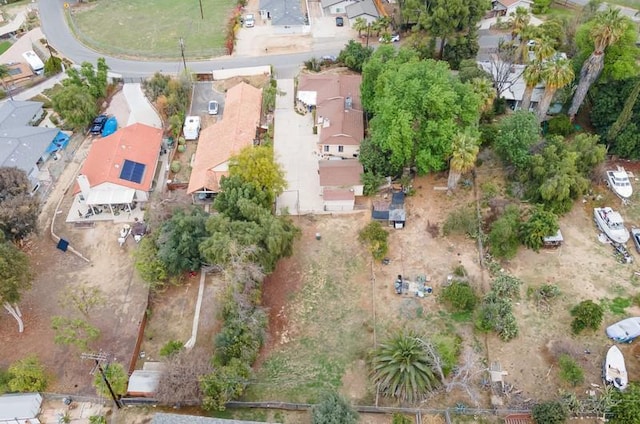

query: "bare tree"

left=59, top=283, right=105, bottom=318
left=481, top=39, right=523, bottom=99
left=155, top=348, right=213, bottom=405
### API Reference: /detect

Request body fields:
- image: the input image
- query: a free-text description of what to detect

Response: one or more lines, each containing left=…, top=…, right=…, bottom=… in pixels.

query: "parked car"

left=244, top=14, right=255, bottom=28
left=90, top=114, right=108, bottom=135
left=208, top=100, right=219, bottom=115
left=379, top=33, right=400, bottom=43
left=321, top=55, right=337, bottom=62
left=335, top=16, right=344, bottom=27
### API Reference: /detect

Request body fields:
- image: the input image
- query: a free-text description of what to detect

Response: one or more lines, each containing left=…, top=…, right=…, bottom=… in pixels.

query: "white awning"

left=86, top=188, right=135, bottom=205
left=297, top=90, right=317, bottom=106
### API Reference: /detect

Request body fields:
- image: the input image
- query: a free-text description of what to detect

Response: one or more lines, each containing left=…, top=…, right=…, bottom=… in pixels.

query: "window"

left=323, top=145, right=329, bottom=152
left=338, top=146, right=344, bottom=153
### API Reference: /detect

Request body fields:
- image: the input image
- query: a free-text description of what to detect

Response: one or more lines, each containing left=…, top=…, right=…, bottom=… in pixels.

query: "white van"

left=183, top=116, right=201, bottom=140
left=22, top=50, right=45, bottom=75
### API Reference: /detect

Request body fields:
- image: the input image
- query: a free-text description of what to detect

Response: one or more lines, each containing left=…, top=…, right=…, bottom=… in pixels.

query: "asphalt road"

left=39, top=0, right=341, bottom=78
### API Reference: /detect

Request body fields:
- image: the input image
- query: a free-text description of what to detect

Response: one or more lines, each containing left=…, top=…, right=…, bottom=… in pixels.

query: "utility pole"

left=179, top=37, right=188, bottom=73
left=198, top=0, right=204, bottom=19
left=81, top=352, right=122, bottom=409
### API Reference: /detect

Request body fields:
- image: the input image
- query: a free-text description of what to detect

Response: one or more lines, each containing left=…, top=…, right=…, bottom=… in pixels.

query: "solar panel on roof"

left=120, top=159, right=146, bottom=184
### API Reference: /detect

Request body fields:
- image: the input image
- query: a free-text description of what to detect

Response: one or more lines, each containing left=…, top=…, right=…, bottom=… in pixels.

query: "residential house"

left=321, top=0, right=355, bottom=15
left=0, top=392, right=42, bottom=424
left=297, top=74, right=364, bottom=159
left=152, top=414, right=269, bottom=424
left=127, top=362, right=164, bottom=397
left=187, top=82, right=262, bottom=202
left=477, top=61, right=544, bottom=111
left=491, top=0, right=531, bottom=17
left=346, top=0, right=380, bottom=25
left=0, top=100, right=68, bottom=193
left=73, top=123, right=163, bottom=216
left=259, top=0, right=308, bottom=34
left=318, top=160, right=364, bottom=211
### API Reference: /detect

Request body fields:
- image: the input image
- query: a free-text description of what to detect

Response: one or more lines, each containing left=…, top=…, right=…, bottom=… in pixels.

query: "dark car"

left=90, top=114, right=108, bottom=135
left=335, top=16, right=344, bottom=27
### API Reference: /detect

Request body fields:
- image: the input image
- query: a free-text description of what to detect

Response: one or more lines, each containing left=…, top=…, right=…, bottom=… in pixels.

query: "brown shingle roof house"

left=187, top=82, right=262, bottom=197
left=318, top=160, right=363, bottom=191
left=297, top=74, right=363, bottom=149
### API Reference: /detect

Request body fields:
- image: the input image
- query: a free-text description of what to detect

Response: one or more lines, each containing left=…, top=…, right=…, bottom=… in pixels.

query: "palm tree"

left=371, top=332, right=442, bottom=402
left=353, top=17, right=368, bottom=38
left=371, top=16, right=391, bottom=37
left=448, top=132, right=480, bottom=190
left=509, top=6, right=531, bottom=40
left=568, top=8, right=629, bottom=119
left=521, top=60, right=544, bottom=112
left=470, top=77, right=496, bottom=114
left=531, top=36, right=556, bottom=62
left=537, top=58, right=575, bottom=121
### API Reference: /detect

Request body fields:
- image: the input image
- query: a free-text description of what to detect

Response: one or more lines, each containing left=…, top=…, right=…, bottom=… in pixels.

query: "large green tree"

left=214, top=175, right=271, bottom=220
left=0, top=236, right=32, bottom=305
left=568, top=8, right=632, bottom=119
left=51, top=84, right=98, bottom=130
left=228, top=145, right=286, bottom=206
left=362, top=56, right=480, bottom=176
left=493, top=111, right=540, bottom=171
left=7, top=355, right=48, bottom=392
left=157, top=207, right=208, bottom=275
left=93, top=362, right=128, bottom=398
left=0, top=167, right=40, bottom=242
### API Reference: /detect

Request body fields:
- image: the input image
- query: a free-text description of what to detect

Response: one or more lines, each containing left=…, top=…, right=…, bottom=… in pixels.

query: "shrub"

left=547, top=115, right=573, bottom=136
left=531, top=0, right=552, bottom=14
left=432, top=334, right=462, bottom=376
left=519, top=207, right=559, bottom=252
left=529, top=284, right=561, bottom=311
left=476, top=293, right=518, bottom=341
left=170, top=161, right=181, bottom=173
left=489, top=205, right=521, bottom=259
left=93, top=363, right=127, bottom=398
left=532, top=401, right=568, bottom=424
left=8, top=355, right=48, bottom=392
left=311, top=391, right=359, bottom=424
left=570, top=300, right=603, bottom=334
left=0, top=368, right=10, bottom=394
left=479, top=123, right=498, bottom=146
left=358, top=221, right=389, bottom=261
left=392, top=413, right=413, bottom=424
left=362, top=172, right=384, bottom=196
left=491, top=273, right=522, bottom=300
left=558, top=354, right=584, bottom=387
left=177, top=144, right=186, bottom=153
left=441, top=281, right=477, bottom=312
left=443, top=205, right=477, bottom=237
left=159, top=340, right=184, bottom=358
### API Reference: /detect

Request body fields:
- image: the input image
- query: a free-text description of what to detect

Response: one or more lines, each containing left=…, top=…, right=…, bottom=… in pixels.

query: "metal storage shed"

left=0, top=392, right=42, bottom=424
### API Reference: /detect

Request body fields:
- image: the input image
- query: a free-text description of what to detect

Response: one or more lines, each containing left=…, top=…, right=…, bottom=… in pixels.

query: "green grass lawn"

left=0, top=41, right=10, bottom=55
left=69, top=0, right=235, bottom=59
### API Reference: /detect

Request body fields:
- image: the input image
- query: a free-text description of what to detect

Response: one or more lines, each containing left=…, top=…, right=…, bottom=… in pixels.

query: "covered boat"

left=102, top=116, right=118, bottom=137
left=606, top=167, right=633, bottom=199
left=631, top=228, right=640, bottom=253
left=594, top=207, right=629, bottom=244
left=603, top=345, right=628, bottom=391
left=606, top=317, right=640, bottom=343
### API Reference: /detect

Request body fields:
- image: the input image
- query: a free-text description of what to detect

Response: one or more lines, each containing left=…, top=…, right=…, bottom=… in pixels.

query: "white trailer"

left=183, top=116, right=201, bottom=141
left=22, top=50, right=45, bottom=75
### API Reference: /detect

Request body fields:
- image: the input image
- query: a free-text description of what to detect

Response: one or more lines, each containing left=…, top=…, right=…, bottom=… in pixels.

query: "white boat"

left=606, top=317, right=640, bottom=343
left=606, top=167, right=633, bottom=199
left=594, top=207, right=630, bottom=244
left=118, top=224, right=131, bottom=247
left=603, top=345, right=628, bottom=391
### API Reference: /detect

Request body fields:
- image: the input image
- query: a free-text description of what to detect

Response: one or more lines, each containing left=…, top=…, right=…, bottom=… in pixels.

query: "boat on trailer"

left=603, top=345, right=628, bottom=391
left=594, top=207, right=630, bottom=244
left=606, top=167, right=633, bottom=200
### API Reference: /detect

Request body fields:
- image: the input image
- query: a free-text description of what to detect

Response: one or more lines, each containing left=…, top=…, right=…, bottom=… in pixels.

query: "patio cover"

left=296, top=90, right=317, bottom=107
left=86, top=188, right=135, bottom=206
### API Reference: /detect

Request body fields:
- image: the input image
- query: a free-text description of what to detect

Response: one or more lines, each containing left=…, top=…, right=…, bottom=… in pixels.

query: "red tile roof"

left=75, top=123, right=162, bottom=193
left=187, top=82, right=262, bottom=194
left=298, top=74, right=364, bottom=147
left=318, top=160, right=363, bottom=187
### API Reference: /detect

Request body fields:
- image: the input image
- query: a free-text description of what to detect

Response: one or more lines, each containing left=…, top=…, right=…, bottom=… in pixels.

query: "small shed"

left=127, top=362, right=164, bottom=397
left=0, top=392, right=42, bottom=424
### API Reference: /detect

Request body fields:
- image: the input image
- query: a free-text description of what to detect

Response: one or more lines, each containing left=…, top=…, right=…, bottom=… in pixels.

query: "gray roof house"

left=259, top=0, right=308, bottom=34
left=152, top=414, right=274, bottom=424
left=0, top=392, right=43, bottom=424
left=346, top=0, right=379, bottom=24
left=321, top=0, right=356, bottom=15
left=0, top=100, right=66, bottom=192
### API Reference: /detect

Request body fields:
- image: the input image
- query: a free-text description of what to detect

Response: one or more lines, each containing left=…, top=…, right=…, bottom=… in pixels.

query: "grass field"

left=0, top=41, right=11, bottom=55
left=69, top=0, right=235, bottom=59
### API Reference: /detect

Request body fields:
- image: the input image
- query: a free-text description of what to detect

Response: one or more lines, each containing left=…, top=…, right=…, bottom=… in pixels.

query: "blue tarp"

left=45, top=131, right=70, bottom=155
left=102, top=116, right=117, bottom=137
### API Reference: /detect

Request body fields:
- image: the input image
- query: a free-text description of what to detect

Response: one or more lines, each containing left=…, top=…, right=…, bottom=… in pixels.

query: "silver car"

left=208, top=100, right=219, bottom=115
left=244, top=14, right=255, bottom=28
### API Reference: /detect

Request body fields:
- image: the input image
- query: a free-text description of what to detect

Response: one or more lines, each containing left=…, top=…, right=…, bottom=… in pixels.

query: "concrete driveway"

left=274, top=79, right=323, bottom=215
left=190, top=82, right=225, bottom=117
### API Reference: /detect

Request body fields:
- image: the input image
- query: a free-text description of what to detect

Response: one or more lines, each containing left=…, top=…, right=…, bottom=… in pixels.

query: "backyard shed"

left=0, top=392, right=42, bottom=424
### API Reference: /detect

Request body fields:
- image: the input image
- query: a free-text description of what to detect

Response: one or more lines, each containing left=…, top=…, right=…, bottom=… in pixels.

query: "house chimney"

left=77, top=174, right=91, bottom=200
left=345, top=96, right=352, bottom=110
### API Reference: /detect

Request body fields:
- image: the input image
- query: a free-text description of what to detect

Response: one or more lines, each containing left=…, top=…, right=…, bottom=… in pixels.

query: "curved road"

left=39, top=0, right=338, bottom=78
